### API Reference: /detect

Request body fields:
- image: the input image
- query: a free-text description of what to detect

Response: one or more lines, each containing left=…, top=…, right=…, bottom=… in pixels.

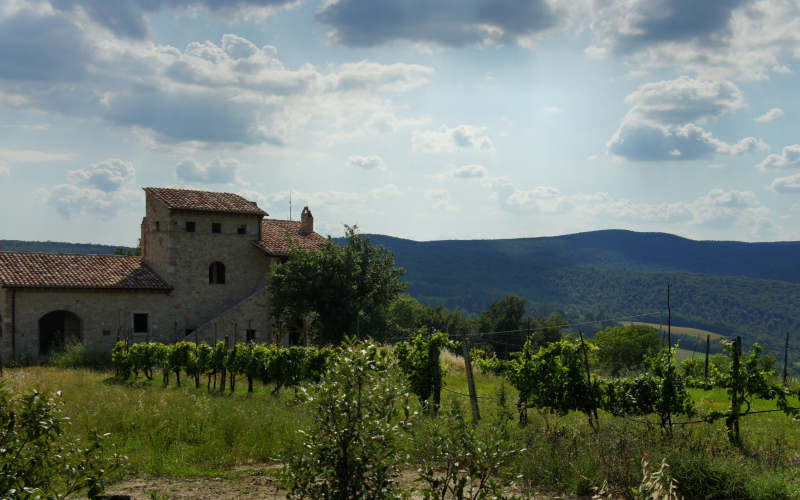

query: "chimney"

left=299, top=206, right=313, bottom=235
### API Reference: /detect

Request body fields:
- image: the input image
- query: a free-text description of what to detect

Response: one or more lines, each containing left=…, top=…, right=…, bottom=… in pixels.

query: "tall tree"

left=478, top=295, right=527, bottom=333
left=268, top=226, right=406, bottom=345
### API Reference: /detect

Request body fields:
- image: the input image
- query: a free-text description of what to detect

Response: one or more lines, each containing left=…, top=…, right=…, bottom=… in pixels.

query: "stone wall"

left=141, top=193, right=277, bottom=335
left=4, top=288, right=173, bottom=359
left=190, top=286, right=274, bottom=345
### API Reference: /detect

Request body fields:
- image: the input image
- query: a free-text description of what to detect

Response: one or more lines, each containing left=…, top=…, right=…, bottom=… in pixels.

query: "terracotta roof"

left=144, top=187, right=267, bottom=216
left=255, top=220, right=328, bottom=256
left=0, top=252, right=171, bottom=290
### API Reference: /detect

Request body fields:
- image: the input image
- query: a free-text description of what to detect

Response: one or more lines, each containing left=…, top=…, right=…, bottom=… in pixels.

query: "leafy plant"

left=395, top=329, right=452, bottom=414
left=282, top=340, right=411, bottom=499
left=414, top=401, right=523, bottom=499
left=0, top=382, right=125, bottom=498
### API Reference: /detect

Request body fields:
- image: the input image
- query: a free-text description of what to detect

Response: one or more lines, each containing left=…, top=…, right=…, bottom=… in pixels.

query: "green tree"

left=269, top=226, right=406, bottom=345
left=477, top=295, right=526, bottom=333
left=593, top=324, right=660, bottom=375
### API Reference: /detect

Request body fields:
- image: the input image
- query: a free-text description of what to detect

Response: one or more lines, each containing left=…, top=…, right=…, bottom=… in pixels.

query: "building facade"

left=0, top=187, right=327, bottom=360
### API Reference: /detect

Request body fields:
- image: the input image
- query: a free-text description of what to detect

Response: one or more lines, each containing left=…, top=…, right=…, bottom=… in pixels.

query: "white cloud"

left=425, top=189, right=456, bottom=212
left=543, top=106, right=562, bottom=115
left=436, top=164, right=488, bottom=182
left=0, top=148, right=73, bottom=163
left=708, top=163, right=727, bottom=169
left=588, top=0, right=800, bottom=81
left=754, top=108, right=784, bottom=123
left=176, top=157, right=240, bottom=183
left=0, top=8, right=434, bottom=149
left=0, top=165, right=9, bottom=176
left=493, top=177, right=764, bottom=230
left=44, top=158, right=137, bottom=217
left=756, top=145, right=800, bottom=170
left=771, top=172, right=800, bottom=194
left=348, top=155, right=386, bottom=171
left=584, top=45, right=607, bottom=59
left=412, top=124, right=494, bottom=153
left=68, top=158, right=135, bottom=192
left=608, top=77, right=766, bottom=162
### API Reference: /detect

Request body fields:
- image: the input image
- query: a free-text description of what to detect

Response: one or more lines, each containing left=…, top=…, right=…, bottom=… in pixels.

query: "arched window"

left=209, top=261, right=226, bottom=284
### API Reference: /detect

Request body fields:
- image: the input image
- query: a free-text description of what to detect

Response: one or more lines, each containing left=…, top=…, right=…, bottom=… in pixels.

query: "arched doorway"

left=39, top=310, right=82, bottom=355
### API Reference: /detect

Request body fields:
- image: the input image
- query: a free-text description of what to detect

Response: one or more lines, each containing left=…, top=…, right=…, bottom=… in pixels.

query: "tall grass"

left=47, top=341, right=112, bottom=370
left=2, top=367, right=306, bottom=477
left=4, top=364, right=800, bottom=498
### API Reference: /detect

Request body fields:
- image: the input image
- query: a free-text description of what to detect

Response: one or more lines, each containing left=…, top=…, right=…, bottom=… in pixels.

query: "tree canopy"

left=268, top=226, right=406, bottom=345
left=593, top=324, right=661, bottom=375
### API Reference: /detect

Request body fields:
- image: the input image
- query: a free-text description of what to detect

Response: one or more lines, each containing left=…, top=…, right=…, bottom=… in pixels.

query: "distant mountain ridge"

left=0, top=240, right=134, bottom=255
left=358, top=230, right=800, bottom=284
left=5, top=231, right=800, bottom=358
left=336, top=230, right=800, bottom=357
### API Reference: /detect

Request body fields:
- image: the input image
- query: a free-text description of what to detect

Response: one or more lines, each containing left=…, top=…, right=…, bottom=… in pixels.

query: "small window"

left=237, top=224, right=247, bottom=235
left=212, top=222, right=222, bottom=233
left=102, top=329, right=111, bottom=336
left=246, top=329, right=256, bottom=342
left=209, top=261, right=226, bottom=284
left=133, top=313, right=149, bottom=334
left=155, top=221, right=160, bottom=232
left=185, top=221, right=196, bottom=232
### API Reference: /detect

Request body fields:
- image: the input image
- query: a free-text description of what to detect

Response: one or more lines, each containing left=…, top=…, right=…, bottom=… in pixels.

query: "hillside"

left=352, top=231, right=800, bottom=356
left=0, top=240, right=134, bottom=255
left=5, top=231, right=799, bottom=357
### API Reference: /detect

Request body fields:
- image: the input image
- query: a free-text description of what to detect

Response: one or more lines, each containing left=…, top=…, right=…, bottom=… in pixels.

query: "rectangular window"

left=102, top=329, right=111, bottom=336
left=133, top=313, right=149, bottom=334
left=185, top=221, right=196, bottom=232
left=155, top=221, right=160, bottom=232
left=212, top=222, right=222, bottom=233
left=237, top=224, right=247, bottom=235
left=246, top=329, right=256, bottom=342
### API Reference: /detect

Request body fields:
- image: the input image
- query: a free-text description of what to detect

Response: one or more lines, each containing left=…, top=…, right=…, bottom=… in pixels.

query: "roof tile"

left=255, top=220, right=328, bottom=256
left=145, top=187, right=267, bottom=216
left=0, top=252, right=171, bottom=290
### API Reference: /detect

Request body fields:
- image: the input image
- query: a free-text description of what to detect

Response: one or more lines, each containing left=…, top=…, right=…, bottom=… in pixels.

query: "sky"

left=2, top=0, right=800, bottom=246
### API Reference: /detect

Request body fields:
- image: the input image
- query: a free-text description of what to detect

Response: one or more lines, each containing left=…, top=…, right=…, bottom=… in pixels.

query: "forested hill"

left=5, top=231, right=800, bottom=355
left=347, top=230, right=800, bottom=355
left=0, top=240, right=133, bottom=255
left=362, top=230, right=800, bottom=284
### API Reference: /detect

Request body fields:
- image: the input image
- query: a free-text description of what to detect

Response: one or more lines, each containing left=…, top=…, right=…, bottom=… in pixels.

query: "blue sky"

left=2, top=0, right=800, bottom=245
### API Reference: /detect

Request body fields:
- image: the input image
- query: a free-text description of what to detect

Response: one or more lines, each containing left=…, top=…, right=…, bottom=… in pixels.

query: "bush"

left=0, top=382, right=125, bottom=498
left=413, top=400, right=522, bottom=499
left=667, top=454, right=793, bottom=500
left=48, top=341, right=113, bottom=370
left=282, top=340, right=411, bottom=499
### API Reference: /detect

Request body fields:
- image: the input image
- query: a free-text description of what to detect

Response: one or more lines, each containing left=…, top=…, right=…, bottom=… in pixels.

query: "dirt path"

left=104, top=474, right=288, bottom=499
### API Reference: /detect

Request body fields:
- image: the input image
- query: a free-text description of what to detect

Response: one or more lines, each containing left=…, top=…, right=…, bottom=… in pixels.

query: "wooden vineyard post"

left=220, top=335, right=228, bottom=393
left=727, top=336, right=742, bottom=446
left=430, top=334, right=441, bottom=415
left=667, top=282, right=672, bottom=356
left=579, top=330, right=599, bottom=431
left=784, top=331, right=790, bottom=386
left=704, top=334, right=710, bottom=380
left=461, top=334, right=480, bottom=422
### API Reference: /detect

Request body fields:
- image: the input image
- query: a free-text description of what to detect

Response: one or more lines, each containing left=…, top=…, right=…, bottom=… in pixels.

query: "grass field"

left=3, top=362, right=800, bottom=498
left=619, top=321, right=723, bottom=341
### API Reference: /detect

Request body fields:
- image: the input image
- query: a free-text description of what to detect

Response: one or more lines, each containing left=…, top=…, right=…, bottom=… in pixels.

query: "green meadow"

left=4, top=362, right=800, bottom=498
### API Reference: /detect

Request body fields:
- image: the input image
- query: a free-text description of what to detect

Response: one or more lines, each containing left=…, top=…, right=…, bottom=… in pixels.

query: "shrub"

left=48, top=341, right=113, bottom=370
left=282, top=340, right=411, bottom=499
left=0, top=382, right=125, bottom=498
left=413, top=401, right=522, bottom=499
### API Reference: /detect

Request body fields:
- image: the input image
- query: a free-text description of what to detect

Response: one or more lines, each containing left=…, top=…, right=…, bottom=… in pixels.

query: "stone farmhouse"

left=0, top=187, right=327, bottom=360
